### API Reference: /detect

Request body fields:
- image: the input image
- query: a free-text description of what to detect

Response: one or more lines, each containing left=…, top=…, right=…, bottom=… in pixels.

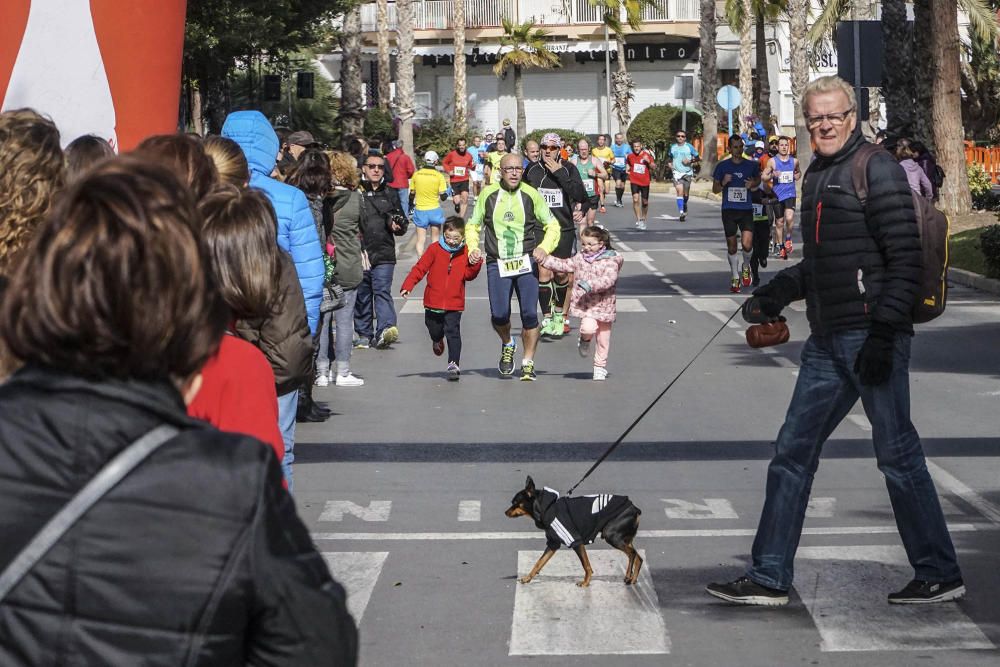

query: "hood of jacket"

left=221, top=110, right=279, bottom=178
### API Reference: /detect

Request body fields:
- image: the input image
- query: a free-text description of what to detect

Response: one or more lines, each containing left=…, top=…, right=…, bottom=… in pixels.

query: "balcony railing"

left=359, top=0, right=696, bottom=32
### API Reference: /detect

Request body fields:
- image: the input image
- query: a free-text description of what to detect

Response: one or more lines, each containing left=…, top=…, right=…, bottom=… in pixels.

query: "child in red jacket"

left=401, top=217, right=483, bottom=380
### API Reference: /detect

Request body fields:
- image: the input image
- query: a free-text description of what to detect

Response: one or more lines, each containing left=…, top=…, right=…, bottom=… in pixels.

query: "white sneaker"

left=335, top=372, right=365, bottom=387
left=314, top=371, right=330, bottom=387
left=614, top=201, right=623, bottom=208
left=593, top=366, right=608, bottom=381
left=636, top=219, right=647, bottom=231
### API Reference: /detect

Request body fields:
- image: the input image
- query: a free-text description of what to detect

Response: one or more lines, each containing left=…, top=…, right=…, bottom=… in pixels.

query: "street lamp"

left=604, top=24, right=613, bottom=136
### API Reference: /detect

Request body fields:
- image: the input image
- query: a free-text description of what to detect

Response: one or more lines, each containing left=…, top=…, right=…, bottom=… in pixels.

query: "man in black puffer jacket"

left=707, top=76, right=964, bottom=608
left=354, top=153, right=408, bottom=352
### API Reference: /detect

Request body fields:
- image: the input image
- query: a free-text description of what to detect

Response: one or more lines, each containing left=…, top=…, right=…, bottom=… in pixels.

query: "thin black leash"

left=565, top=304, right=742, bottom=495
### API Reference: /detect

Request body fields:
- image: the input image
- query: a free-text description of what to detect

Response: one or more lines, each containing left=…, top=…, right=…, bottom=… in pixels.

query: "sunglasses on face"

left=541, top=145, right=559, bottom=150
left=364, top=163, right=384, bottom=169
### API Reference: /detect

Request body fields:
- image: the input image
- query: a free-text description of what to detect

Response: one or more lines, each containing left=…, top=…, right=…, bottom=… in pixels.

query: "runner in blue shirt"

left=668, top=129, right=700, bottom=221
left=610, top=132, right=632, bottom=208
left=761, top=136, right=801, bottom=259
left=712, top=134, right=761, bottom=293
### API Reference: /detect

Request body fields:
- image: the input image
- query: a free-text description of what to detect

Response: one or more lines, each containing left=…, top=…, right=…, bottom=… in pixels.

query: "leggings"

left=425, top=309, right=463, bottom=364
left=580, top=317, right=613, bottom=367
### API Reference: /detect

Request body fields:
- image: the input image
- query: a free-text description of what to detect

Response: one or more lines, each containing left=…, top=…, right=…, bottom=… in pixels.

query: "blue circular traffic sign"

left=716, top=85, right=741, bottom=111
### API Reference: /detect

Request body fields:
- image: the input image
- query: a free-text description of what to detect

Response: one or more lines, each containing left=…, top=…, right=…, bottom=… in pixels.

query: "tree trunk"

left=376, top=0, right=392, bottom=110
left=911, top=0, right=935, bottom=149
left=191, top=83, right=204, bottom=136
left=754, top=10, right=772, bottom=133
left=396, top=0, right=416, bottom=157
left=881, top=0, right=913, bottom=135
left=339, top=5, right=365, bottom=147
left=614, top=40, right=633, bottom=134
left=453, top=0, right=467, bottom=133
left=929, top=0, right=970, bottom=214
left=698, top=0, right=720, bottom=176
left=515, top=65, right=526, bottom=143
left=787, top=0, right=811, bottom=165
left=738, top=0, right=754, bottom=131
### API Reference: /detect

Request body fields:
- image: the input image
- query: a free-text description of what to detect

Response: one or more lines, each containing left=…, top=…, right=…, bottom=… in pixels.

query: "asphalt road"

left=294, top=192, right=1000, bottom=666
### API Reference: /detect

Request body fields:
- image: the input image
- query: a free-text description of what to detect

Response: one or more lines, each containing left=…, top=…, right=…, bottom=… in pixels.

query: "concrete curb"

left=949, top=268, right=1000, bottom=296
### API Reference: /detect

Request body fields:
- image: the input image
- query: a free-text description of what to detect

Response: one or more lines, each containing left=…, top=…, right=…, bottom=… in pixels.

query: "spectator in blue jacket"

left=221, top=111, right=324, bottom=335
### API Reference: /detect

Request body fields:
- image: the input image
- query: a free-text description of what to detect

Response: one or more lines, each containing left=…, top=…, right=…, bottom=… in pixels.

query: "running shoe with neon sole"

left=375, top=325, right=398, bottom=349
left=549, top=312, right=565, bottom=338
left=520, top=360, right=537, bottom=382
left=498, top=341, right=517, bottom=376
left=741, top=263, right=752, bottom=287
left=539, top=316, right=553, bottom=337
left=730, top=277, right=741, bottom=293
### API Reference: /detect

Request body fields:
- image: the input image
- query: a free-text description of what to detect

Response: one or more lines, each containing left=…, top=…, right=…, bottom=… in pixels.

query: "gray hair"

left=800, top=75, right=857, bottom=115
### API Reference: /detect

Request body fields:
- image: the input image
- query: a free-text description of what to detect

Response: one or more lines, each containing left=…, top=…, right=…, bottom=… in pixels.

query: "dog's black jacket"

left=535, top=488, right=633, bottom=550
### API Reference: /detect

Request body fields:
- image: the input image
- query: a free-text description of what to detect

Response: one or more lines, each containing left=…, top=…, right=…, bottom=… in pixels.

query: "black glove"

left=854, top=321, right=895, bottom=386
left=741, top=295, right=784, bottom=323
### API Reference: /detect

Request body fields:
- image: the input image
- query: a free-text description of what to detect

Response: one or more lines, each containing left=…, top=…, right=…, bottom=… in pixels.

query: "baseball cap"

left=287, top=130, right=319, bottom=147
left=768, top=135, right=779, bottom=143
left=755, top=141, right=765, bottom=149
left=541, top=132, right=562, bottom=147
left=502, top=118, right=511, bottom=126
left=423, top=150, right=440, bottom=164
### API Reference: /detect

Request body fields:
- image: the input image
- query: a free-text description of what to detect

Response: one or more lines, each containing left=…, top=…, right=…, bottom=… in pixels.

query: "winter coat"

left=534, top=487, right=635, bottom=550
left=899, top=158, right=933, bottom=199
left=768, top=131, right=922, bottom=335
left=523, top=160, right=588, bottom=231
left=324, top=188, right=364, bottom=290
left=386, top=148, right=415, bottom=189
left=187, top=333, right=284, bottom=462
left=222, top=111, right=324, bottom=334
left=359, top=181, right=407, bottom=267
left=0, top=365, right=357, bottom=666
left=541, top=250, right=624, bottom=323
left=401, top=243, right=483, bottom=311
left=236, top=252, right=314, bottom=396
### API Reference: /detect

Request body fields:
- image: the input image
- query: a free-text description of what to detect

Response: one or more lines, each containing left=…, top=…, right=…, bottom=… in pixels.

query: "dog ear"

left=525, top=476, right=535, bottom=494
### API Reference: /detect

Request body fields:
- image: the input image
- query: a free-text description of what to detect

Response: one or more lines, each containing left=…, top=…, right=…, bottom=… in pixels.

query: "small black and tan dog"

left=505, top=476, right=642, bottom=587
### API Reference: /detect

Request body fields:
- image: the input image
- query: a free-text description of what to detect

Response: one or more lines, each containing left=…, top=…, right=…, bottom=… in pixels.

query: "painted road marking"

left=684, top=297, right=741, bottom=312
left=457, top=500, right=481, bottom=522
left=796, top=545, right=994, bottom=652
left=847, top=414, right=872, bottom=432
left=322, top=551, right=389, bottom=623
left=927, top=460, right=1000, bottom=524
left=806, top=497, right=836, bottom=518
left=679, top=250, right=722, bottom=262
left=319, top=500, right=392, bottom=522
left=310, top=523, right=982, bottom=541
left=662, top=498, right=738, bottom=519
left=615, top=298, right=647, bottom=313
left=509, top=549, right=669, bottom=656
left=787, top=301, right=807, bottom=312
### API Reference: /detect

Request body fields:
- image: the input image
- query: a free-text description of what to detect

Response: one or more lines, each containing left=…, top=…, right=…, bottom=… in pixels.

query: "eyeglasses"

left=501, top=167, right=523, bottom=173
left=805, top=108, right=855, bottom=129
left=363, top=163, right=384, bottom=169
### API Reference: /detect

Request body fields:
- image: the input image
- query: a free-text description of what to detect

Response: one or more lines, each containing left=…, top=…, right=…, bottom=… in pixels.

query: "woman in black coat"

left=0, top=158, right=356, bottom=666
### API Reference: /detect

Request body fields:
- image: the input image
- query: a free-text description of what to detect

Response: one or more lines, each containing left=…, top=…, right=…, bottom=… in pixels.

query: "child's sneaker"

left=592, top=366, right=608, bottom=381
left=432, top=339, right=445, bottom=356
left=447, top=362, right=460, bottom=381
left=578, top=335, right=592, bottom=357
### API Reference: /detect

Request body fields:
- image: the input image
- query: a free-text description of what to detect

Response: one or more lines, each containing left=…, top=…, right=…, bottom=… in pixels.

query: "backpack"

left=851, top=143, right=949, bottom=323
left=932, top=164, right=945, bottom=189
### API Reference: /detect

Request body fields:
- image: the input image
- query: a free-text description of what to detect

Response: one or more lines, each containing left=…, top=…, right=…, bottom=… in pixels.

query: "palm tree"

left=787, top=0, right=811, bottom=165
left=493, top=19, right=560, bottom=142
left=591, top=0, right=661, bottom=134
left=395, top=0, right=416, bottom=156
left=752, top=0, right=787, bottom=133
left=376, top=0, right=391, bottom=110
left=699, top=0, right=721, bottom=176
left=338, top=5, right=365, bottom=146
left=453, top=0, right=468, bottom=134
left=725, top=0, right=755, bottom=129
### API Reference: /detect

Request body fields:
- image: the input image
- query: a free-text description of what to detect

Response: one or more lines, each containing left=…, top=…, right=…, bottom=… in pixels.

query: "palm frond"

left=960, top=0, right=1000, bottom=42
left=807, top=0, right=850, bottom=44
left=724, top=0, right=748, bottom=33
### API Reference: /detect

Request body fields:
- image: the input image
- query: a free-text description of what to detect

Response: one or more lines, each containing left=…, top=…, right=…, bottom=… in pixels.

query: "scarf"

left=439, top=236, right=465, bottom=253
left=581, top=246, right=606, bottom=263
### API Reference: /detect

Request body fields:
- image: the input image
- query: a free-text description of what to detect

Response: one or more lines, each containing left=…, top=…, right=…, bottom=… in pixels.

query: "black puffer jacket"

left=0, top=366, right=357, bottom=666
left=237, top=251, right=313, bottom=395
left=358, top=180, right=407, bottom=267
left=766, top=131, right=921, bottom=335
left=523, top=160, right=587, bottom=231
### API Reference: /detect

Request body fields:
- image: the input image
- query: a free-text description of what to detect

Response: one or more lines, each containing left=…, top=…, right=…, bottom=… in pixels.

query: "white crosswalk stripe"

left=678, top=250, right=722, bottom=262
left=321, top=552, right=389, bottom=623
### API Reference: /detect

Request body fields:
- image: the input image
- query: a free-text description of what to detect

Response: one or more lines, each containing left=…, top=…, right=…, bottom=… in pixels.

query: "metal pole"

left=853, top=21, right=861, bottom=118
left=727, top=88, right=733, bottom=137
left=604, top=24, right=613, bottom=135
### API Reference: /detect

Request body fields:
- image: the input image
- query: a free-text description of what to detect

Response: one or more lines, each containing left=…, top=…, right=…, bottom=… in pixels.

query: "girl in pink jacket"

left=541, top=226, right=624, bottom=381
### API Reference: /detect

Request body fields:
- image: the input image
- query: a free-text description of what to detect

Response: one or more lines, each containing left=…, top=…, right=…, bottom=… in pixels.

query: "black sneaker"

left=888, top=578, right=965, bottom=604
left=706, top=576, right=788, bottom=606
left=520, top=360, right=537, bottom=382
left=498, top=342, right=516, bottom=376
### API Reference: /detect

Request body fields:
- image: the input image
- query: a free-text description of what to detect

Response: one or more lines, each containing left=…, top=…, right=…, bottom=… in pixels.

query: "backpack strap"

left=850, top=143, right=886, bottom=206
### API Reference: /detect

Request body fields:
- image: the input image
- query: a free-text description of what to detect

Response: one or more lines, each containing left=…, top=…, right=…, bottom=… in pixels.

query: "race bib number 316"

left=539, top=188, right=564, bottom=208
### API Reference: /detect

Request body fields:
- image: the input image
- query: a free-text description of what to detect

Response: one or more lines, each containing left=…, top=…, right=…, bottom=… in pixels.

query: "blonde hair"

left=328, top=150, right=360, bottom=189
left=800, top=76, right=857, bottom=115
left=0, top=109, right=64, bottom=275
left=204, top=135, right=250, bottom=187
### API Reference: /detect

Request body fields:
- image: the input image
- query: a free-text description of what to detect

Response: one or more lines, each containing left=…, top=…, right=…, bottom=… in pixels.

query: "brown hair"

left=133, top=133, right=219, bottom=201
left=442, top=216, right=466, bottom=234
left=580, top=224, right=613, bottom=250
left=203, top=135, right=250, bottom=187
left=0, top=157, right=227, bottom=381
left=328, top=150, right=360, bottom=189
left=198, top=186, right=281, bottom=320
left=64, top=134, right=115, bottom=184
left=0, top=109, right=64, bottom=275
left=287, top=147, right=331, bottom=198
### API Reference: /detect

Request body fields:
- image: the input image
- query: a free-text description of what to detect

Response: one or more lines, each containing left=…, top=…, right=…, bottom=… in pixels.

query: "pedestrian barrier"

left=965, top=142, right=1000, bottom=183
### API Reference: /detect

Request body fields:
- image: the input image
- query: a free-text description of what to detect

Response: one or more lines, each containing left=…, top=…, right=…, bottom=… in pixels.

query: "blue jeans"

left=317, top=287, right=359, bottom=375
left=354, top=264, right=396, bottom=341
left=748, top=330, right=960, bottom=591
left=397, top=188, right=410, bottom=217
left=276, top=389, right=299, bottom=493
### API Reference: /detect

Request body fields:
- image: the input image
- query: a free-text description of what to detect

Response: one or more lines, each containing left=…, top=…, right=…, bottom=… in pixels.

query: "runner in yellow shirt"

left=409, top=151, right=450, bottom=254
left=590, top=134, right=615, bottom=213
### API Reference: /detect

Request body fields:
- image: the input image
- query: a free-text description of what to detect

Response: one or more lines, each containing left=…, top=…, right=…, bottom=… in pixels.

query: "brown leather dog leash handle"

left=566, top=304, right=742, bottom=496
